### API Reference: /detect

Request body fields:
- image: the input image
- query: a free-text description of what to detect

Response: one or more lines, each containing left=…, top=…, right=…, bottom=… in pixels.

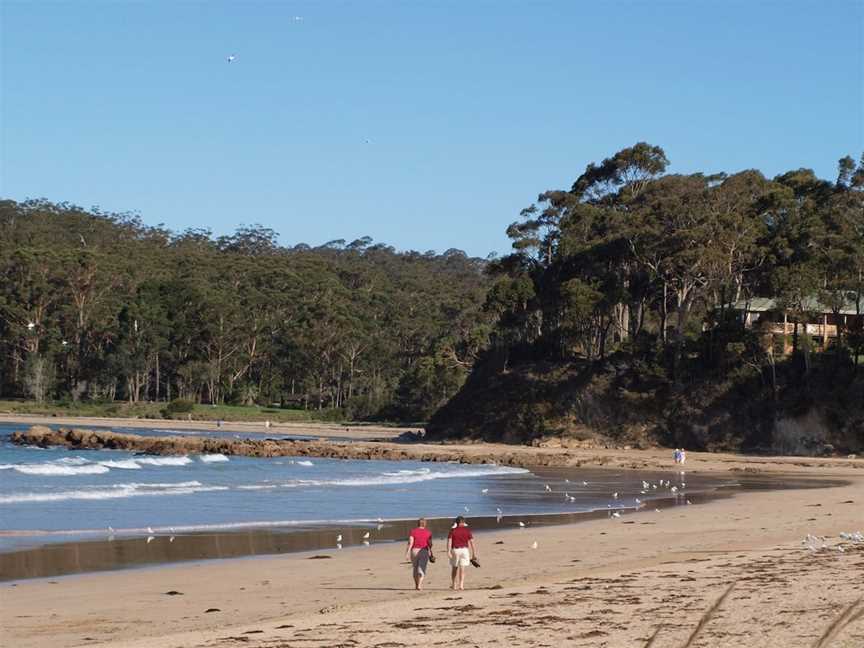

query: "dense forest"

left=0, top=200, right=490, bottom=420
left=3, top=143, right=864, bottom=451
left=430, top=144, right=864, bottom=453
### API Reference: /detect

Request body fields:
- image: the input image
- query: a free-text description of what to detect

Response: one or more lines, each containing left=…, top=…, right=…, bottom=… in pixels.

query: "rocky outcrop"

left=10, top=425, right=576, bottom=468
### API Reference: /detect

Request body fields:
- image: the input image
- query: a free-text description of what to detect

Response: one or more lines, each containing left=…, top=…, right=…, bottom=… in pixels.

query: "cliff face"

left=426, top=355, right=864, bottom=455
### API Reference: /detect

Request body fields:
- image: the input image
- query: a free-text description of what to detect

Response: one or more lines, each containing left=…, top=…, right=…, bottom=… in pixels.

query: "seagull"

left=531, top=541, right=538, bottom=550
left=336, top=543, right=342, bottom=550
left=518, top=521, right=526, bottom=528
left=670, top=486, right=678, bottom=494
left=227, top=54, right=236, bottom=63
left=611, top=511, right=621, bottom=518
left=612, top=492, right=619, bottom=499
left=169, top=535, right=175, bottom=543
left=362, top=531, right=370, bottom=540
left=655, top=508, right=661, bottom=513
left=61, top=340, right=68, bottom=346
left=582, top=481, right=588, bottom=486
left=146, top=535, right=155, bottom=544
left=336, top=534, right=342, bottom=543
left=569, top=496, right=576, bottom=502
left=147, top=527, right=154, bottom=534
left=481, top=488, right=489, bottom=494
left=544, top=484, right=552, bottom=492
left=362, top=540, right=370, bottom=546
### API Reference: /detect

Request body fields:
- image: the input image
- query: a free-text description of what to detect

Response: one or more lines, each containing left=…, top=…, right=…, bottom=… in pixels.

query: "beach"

left=3, top=447, right=863, bottom=648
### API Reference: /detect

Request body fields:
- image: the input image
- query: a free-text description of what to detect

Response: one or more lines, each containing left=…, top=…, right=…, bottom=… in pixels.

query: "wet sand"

left=3, top=449, right=864, bottom=647
left=0, top=472, right=837, bottom=581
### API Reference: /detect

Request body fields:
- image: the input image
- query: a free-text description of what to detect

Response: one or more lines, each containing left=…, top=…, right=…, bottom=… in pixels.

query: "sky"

left=1, top=1, right=861, bottom=258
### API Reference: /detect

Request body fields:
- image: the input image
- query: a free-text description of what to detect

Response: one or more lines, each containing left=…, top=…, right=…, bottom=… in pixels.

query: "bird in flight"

left=227, top=54, right=237, bottom=63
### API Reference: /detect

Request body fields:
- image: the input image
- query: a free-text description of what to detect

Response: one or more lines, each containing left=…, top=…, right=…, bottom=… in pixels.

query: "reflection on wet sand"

left=0, top=473, right=840, bottom=582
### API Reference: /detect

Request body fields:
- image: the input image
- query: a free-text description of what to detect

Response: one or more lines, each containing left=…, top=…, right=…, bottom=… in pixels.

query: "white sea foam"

left=0, top=480, right=227, bottom=504
left=292, top=460, right=314, bottom=467
left=199, top=454, right=229, bottom=463
left=11, top=463, right=110, bottom=476
left=135, top=456, right=193, bottom=466
left=98, top=459, right=142, bottom=470
left=286, top=465, right=529, bottom=488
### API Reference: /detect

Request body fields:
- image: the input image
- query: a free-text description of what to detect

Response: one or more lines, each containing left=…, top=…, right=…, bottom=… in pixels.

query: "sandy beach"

left=0, top=414, right=410, bottom=441
left=3, top=448, right=863, bottom=648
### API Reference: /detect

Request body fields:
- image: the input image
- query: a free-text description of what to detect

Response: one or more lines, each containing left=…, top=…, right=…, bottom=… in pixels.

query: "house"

left=728, top=295, right=863, bottom=355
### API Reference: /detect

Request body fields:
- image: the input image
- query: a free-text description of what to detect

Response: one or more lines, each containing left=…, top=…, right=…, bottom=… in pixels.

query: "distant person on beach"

left=405, top=518, right=433, bottom=590
left=447, top=516, right=477, bottom=591
left=679, top=449, right=686, bottom=464
left=673, top=448, right=682, bottom=464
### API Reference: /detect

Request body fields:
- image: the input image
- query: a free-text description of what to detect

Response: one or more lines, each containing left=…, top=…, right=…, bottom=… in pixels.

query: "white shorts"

left=450, top=547, right=471, bottom=568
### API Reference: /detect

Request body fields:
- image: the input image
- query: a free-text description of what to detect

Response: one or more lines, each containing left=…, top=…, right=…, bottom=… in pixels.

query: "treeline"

left=427, top=144, right=864, bottom=449
left=485, top=143, right=864, bottom=374
left=0, top=200, right=491, bottom=420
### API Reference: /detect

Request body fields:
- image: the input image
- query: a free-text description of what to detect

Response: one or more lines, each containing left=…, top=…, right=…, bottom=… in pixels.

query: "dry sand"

left=2, top=450, right=864, bottom=647
left=0, top=414, right=410, bottom=441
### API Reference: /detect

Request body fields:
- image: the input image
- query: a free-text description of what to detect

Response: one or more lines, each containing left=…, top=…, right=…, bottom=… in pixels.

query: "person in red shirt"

left=405, top=518, right=433, bottom=590
left=447, top=515, right=477, bottom=591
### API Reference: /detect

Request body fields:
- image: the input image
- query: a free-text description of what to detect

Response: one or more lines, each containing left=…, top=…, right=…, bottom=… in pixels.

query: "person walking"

left=405, top=518, right=433, bottom=590
left=447, top=516, right=477, bottom=591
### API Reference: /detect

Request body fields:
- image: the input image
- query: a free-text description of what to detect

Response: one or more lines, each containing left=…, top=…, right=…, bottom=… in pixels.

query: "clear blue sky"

left=1, top=1, right=861, bottom=257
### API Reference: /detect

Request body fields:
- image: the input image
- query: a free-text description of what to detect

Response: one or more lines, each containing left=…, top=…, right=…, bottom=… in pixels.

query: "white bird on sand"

left=655, top=508, right=661, bottom=513
left=531, top=541, right=538, bottom=550
left=569, top=496, right=576, bottom=502
left=227, top=54, right=236, bottom=63
left=146, top=535, right=155, bottom=543
left=337, top=543, right=343, bottom=550
left=642, top=481, right=650, bottom=489
left=544, top=484, right=552, bottom=492
left=362, top=540, right=370, bottom=546
left=612, top=492, right=619, bottom=499
left=362, top=531, right=370, bottom=540
left=518, top=521, right=526, bottom=528
left=681, top=482, right=686, bottom=488
left=481, top=488, right=489, bottom=494
left=169, top=536, right=175, bottom=543
left=565, top=479, right=570, bottom=483
left=582, top=481, right=588, bottom=486
left=611, top=511, right=621, bottom=518
left=336, top=534, right=343, bottom=543
left=686, top=500, right=692, bottom=505
left=670, top=486, right=679, bottom=494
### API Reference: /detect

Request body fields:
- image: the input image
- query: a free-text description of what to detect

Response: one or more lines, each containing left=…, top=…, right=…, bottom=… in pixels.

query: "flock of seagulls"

left=112, top=472, right=698, bottom=553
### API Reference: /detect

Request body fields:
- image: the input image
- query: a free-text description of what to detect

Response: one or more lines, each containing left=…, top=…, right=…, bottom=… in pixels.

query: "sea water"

left=0, top=422, right=723, bottom=552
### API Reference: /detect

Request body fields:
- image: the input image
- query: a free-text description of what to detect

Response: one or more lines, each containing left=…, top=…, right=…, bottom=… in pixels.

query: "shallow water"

left=0, top=421, right=803, bottom=580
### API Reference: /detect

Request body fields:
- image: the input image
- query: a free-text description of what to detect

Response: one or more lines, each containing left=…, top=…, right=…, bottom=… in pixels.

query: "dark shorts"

left=412, top=547, right=429, bottom=577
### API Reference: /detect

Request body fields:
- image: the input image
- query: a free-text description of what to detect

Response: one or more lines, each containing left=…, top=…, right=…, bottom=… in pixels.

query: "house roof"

left=730, top=295, right=863, bottom=315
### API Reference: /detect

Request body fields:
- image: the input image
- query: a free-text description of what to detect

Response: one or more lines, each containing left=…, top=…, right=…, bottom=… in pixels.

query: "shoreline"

left=0, top=471, right=843, bottom=582
left=0, top=414, right=411, bottom=441
left=3, top=451, right=863, bottom=647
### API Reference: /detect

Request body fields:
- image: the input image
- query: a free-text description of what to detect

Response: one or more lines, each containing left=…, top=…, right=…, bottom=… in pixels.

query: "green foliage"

left=163, top=398, right=195, bottom=415
left=0, top=201, right=492, bottom=422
